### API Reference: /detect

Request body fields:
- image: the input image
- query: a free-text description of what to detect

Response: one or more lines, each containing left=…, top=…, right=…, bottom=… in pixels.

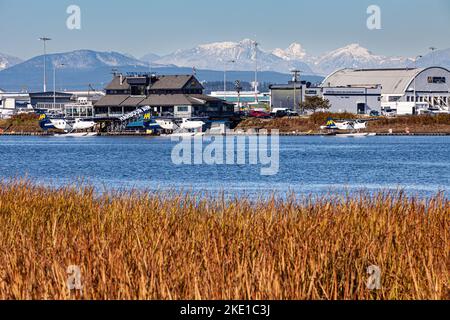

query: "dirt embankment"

left=0, top=114, right=42, bottom=133
left=236, top=113, right=450, bottom=134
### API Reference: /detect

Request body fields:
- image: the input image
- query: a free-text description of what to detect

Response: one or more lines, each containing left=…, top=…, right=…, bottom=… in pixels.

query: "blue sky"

left=0, top=0, right=449, bottom=59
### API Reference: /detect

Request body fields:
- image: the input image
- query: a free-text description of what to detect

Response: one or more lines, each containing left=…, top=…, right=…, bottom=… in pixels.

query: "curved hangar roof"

left=321, top=67, right=448, bottom=95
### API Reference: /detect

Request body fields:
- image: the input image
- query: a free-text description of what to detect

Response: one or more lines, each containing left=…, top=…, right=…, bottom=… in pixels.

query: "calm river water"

left=0, top=135, right=448, bottom=198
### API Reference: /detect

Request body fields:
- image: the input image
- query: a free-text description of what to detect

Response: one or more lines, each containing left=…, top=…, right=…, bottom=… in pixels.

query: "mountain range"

left=1, top=40, right=449, bottom=91
left=142, top=39, right=448, bottom=75
left=0, top=49, right=321, bottom=92
left=0, top=53, right=23, bottom=71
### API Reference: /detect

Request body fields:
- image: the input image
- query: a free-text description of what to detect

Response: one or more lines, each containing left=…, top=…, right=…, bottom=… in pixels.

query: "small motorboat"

left=54, top=132, right=97, bottom=138
left=336, top=132, right=370, bottom=138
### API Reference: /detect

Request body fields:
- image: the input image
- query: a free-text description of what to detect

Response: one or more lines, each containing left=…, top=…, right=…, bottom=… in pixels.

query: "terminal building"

left=269, top=67, right=449, bottom=115
left=94, top=74, right=233, bottom=120
left=29, top=90, right=104, bottom=117
left=269, top=81, right=382, bottom=115
left=322, top=67, right=450, bottom=115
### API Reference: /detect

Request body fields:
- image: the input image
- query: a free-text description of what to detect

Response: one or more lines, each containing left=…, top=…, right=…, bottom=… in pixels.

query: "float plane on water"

left=320, top=118, right=377, bottom=137
left=39, top=114, right=97, bottom=137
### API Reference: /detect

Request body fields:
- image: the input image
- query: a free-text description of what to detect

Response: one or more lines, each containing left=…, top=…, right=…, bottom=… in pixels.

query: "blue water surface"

left=0, top=136, right=448, bottom=198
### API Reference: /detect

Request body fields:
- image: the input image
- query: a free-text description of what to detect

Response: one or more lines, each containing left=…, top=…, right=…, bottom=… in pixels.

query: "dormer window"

left=130, top=85, right=146, bottom=96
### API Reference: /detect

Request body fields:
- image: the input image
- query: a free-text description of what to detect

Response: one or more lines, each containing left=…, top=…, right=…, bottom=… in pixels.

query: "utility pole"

left=53, top=63, right=65, bottom=111
left=291, top=69, right=301, bottom=113
left=39, top=37, right=52, bottom=92
left=224, top=59, right=235, bottom=101
left=254, top=41, right=259, bottom=103
left=235, top=80, right=242, bottom=112
left=429, top=47, right=437, bottom=66
left=414, top=55, right=422, bottom=114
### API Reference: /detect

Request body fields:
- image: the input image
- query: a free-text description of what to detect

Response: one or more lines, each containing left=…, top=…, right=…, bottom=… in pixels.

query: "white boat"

left=336, top=132, right=369, bottom=137
left=54, top=132, right=97, bottom=138
left=163, top=132, right=205, bottom=138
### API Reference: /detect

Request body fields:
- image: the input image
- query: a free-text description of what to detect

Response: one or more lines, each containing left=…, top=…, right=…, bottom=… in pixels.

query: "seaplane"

left=39, top=114, right=97, bottom=137
left=157, top=117, right=206, bottom=137
left=125, top=112, right=162, bottom=132
left=320, top=118, right=377, bottom=137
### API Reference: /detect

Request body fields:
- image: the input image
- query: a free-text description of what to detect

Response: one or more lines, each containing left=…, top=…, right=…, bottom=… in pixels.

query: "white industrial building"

left=0, top=90, right=32, bottom=119
left=269, top=82, right=382, bottom=115
left=313, top=85, right=381, bottom=114
left=322, top=67, right=450, bottom=115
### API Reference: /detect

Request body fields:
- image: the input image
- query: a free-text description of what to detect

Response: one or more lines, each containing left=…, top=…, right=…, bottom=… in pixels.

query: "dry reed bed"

left=0, top=180, right=448, bottom=300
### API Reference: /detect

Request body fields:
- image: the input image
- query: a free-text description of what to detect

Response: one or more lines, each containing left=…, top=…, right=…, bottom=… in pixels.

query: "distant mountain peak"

left=272, top=43, right=307, bottom=61
left=153, top=39, right=312, bottom=73
left=0, top=53, right=23, bottom=71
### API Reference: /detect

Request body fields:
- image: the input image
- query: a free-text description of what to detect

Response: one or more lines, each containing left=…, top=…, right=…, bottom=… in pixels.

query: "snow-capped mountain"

left=0, top=53, right=23, bottom=70
left=153, top=39, right=313, bottom=74
left=312, top=44, right=413, bottom=75
left=0, top=50, right=157, bottom=92
left=413, top=48, right=450, bottom=69
left=26, top=50, right=149, bottom=70
left=272, top=43, right=308, bottom=61
left=140, top=53, right=161, bottom=63
left=150, top=40, right=425, bottom=75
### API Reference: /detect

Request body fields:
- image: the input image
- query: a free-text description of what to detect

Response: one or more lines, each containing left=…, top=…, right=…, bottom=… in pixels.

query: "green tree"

left=299, top=96, right=331, bottom=113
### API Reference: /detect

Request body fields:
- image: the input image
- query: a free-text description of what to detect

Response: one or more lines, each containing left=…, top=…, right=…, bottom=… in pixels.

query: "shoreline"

left=1, top=132, right=450, bottom=137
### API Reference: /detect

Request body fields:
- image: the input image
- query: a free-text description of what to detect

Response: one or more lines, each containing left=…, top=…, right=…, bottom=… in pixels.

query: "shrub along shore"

left=237, top=113, right=450, bottom=134
left=0, top=181, right=448, bottom=300
left=1, top=113, right=450, bottom=135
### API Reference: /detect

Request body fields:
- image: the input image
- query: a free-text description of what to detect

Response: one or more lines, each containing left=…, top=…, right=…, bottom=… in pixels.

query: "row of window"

left=106, top=89, right=203, bottom=95
left=427, top=77, right=446, bottom=84
left=406, top=96, right=449, bottom=103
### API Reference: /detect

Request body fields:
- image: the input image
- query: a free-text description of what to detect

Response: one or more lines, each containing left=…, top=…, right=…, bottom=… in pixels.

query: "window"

left=389, top=96, right=401, bottom=102
left=130, top=85, right=146, bottom=96
left=427, top=77, right=446, bottom=84
left=177, top=106, right=189, bottom=112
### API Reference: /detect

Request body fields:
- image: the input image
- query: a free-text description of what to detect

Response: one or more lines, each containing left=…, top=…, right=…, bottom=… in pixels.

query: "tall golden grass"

left=0, top=180, right=448, bottom=300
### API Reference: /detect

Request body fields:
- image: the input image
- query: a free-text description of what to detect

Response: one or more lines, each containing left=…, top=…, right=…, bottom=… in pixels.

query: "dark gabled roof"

left=104, top=74, right=204, bottom=91
left=120, top=96, right=146, bottom=106
left=105, top=76, right=131, bottom=90
left=149, top=75, right=196, bottom=90
left=94, top=95, right=129, bottom=107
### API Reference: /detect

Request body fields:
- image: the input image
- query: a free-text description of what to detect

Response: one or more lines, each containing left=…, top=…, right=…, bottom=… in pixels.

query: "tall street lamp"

left=429, top=47, right=437, bottom=66
left=53, top=63, right=65, bottom=111
left=224, top=59, right=235, bottom=101
left=253, top=41, right=259, bottom=103
left=413, top=55, right=422, bottom=114
left=291, top=69, right=301, bottom=113
left=39, top=37, right=52, bottom=92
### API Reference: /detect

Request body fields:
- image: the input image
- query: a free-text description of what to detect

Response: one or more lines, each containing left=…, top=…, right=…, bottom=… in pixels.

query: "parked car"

left=271, top=109, right=298, bottom=118
left=369, top=110, right=380, bottom=117
left=249, top=110, right=271, bottom=118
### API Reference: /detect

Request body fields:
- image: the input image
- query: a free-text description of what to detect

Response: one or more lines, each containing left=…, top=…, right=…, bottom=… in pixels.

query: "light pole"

left=253, top=41, right=259, bottom=103
left=235, top=80, right=242, bottom=112
left=429, top=47, right=437, bottom=66
left=224, top=59, right=235, bottom=101
left=413, top=55, right=422, bottom=114
left=291, top=69, right=301, bottom=113
left=39, top=37, right=52, bottom=92
left=53, top=63, right=65, bottom=111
